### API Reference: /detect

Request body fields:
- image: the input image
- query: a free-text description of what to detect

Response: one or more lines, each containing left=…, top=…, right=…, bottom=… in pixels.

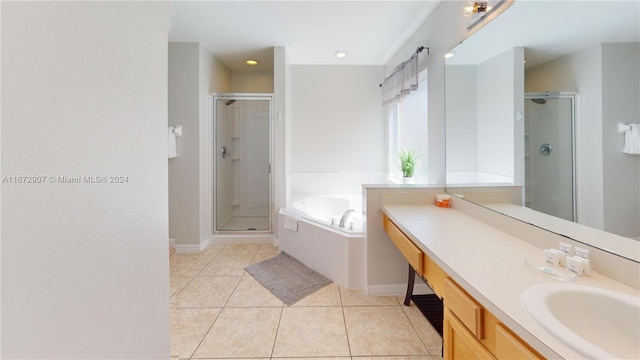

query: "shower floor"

left=219, top=216, right=269, bottom=231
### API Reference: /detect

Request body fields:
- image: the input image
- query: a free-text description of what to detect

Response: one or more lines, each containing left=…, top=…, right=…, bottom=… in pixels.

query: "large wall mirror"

left=445, top=0, right=640, bottom=262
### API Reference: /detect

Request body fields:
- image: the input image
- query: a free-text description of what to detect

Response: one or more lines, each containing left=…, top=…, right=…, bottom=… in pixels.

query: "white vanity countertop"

left=381, top=204, right=640, bottom=360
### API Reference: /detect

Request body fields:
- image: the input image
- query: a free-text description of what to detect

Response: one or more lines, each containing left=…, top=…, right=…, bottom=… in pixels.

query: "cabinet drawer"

left=383, top=214, right=424, bottom=274
left=444, top=309, right=496, bottom=360
left=495, top=323, right=543, bottom=360
left=444, top=277, right=484, bottom=339
left=425, top=256, right=446, bottom=298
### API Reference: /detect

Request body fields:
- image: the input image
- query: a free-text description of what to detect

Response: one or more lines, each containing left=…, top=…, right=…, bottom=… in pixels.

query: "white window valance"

left=380, top=47, right=427, bottom=105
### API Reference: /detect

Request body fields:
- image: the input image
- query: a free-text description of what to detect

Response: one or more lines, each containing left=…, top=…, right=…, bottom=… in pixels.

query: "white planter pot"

left=402, top=177, right=414, bottom=184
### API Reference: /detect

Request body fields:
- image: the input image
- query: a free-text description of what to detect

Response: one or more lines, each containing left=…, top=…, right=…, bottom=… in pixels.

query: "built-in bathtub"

left=291, top=195, right=363, bottom=232
left=278, top=194, right=366, bottom=289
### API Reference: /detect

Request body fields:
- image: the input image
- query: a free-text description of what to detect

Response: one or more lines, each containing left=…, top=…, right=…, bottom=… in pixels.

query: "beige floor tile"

left=226, top=275, right=284, bottom=307
left=292, top=283, right=342, bottom=307
left=201, top=243, right=225, bottom=256
left=170, top=307, right=220, bottom=358
left=174, top=276, right=241, bottom=307
left=354, top=357, right=434, bottom=360
left=257, top=243, right=280, bottom=255
left=220, top=243, right=261, bottom=255
left=273, top=358, right=351, bottom=360
left=250, top=253, right=277, bottom=265
left=272, top=307, right=350, bottom=357
left=170, top=275, right=193, bottom=297
left=402, top=303, right=443, bottom=357
left=170, top=253, right=215, bottom=277
left=340, top=286, right=400, bottom=306
left=192, top=307, right=281, bottom=358
left=200, top=253, right=255, bottom=276
left=344, top=306, right=428, bottom=356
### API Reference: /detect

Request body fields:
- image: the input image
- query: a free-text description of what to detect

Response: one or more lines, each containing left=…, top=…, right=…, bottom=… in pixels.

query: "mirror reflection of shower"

left=214, top=94, right=272, bottom=232
left=524, top=93, right=576, bottom=222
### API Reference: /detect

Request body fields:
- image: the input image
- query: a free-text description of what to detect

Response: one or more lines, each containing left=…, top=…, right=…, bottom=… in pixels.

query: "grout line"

left=183, top=307, right=224, bottom=360
left=269, top=303, right=286, bottom=358
left=338, top=286, right=354, bottom=358
left=400, top=301, right=442, bottom=358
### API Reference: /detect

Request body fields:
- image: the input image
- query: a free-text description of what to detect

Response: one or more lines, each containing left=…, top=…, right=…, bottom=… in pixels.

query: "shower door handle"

left=540, top=143, right=552, bottom=156
left=221, top=145, right=231, bottom=159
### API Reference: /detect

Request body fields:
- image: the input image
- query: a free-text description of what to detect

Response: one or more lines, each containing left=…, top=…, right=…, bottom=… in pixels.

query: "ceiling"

left=447, top=0, right=640, bottom=69
left=169, top=1, right=441, bottom=71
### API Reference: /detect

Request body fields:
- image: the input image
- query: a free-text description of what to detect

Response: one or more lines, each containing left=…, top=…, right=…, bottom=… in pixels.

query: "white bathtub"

left=278, top=195, right=365, bottom=289
left=291, top=195, right=363, bottom=233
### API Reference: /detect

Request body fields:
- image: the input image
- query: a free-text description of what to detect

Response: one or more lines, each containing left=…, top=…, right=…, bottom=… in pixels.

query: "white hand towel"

left=284, top=214, right=298, bottom=232
left=168, top=127, right=177, bottom=159
left=618, top=123, right=640, bottom=155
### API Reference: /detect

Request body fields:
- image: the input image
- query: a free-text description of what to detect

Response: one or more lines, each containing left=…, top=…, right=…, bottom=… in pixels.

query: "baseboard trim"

left=174, top=244, right=204, bottom=253
left=367, top=283, right=433, bottom=297
left=174, top=237, right=211, bottom=253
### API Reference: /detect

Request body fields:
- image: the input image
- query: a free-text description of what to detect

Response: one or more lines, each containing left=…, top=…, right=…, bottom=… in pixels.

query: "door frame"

left=524, top=92, right=578, bottom=222
left=212, top=93, right=274, bottom=234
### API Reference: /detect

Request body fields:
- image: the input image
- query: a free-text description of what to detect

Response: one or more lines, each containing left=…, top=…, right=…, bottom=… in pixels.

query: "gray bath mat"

left=244, top=252, right=332, bottom=305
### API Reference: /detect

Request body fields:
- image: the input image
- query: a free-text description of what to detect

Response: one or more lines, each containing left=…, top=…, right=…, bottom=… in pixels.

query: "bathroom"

left=168, top=0, right=639, bottom=289
left=4, top=1, right=638, bottom=358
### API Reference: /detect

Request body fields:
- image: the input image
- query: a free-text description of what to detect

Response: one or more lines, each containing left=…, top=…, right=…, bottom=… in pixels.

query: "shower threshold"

left=218, top=216, right=269, bottom=231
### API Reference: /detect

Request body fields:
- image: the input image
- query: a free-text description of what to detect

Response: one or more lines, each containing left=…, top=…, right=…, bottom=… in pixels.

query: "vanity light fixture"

left=335, top=50, right=347, bottom=58
left=245, top=59, right=258, bottom=66
left=444, top=51, right=456, bottom=59
left=463, top=1, right=489, bottom=17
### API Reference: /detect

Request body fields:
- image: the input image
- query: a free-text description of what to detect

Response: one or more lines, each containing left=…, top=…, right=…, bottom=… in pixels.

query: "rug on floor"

left=244, top=252, right=332, bottom=306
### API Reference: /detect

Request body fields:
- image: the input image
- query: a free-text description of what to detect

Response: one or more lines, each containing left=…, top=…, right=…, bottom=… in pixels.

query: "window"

left=387, top=70, right=428, bottom=183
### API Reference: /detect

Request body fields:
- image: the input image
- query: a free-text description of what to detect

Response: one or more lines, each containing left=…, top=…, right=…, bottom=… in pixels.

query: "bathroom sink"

left=522, top=283, right=640, bottom=359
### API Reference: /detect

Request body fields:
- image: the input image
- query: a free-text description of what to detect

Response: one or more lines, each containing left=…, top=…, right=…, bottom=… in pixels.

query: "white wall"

left=273, top=46, right=291, bottom=237
left=169, top=43, right=200, bottom=247
left=601, top=43, right=640, bottom=237
left=291, top=65, right=386, bottom=173
left=446, top=65, right=478, bottom=172
left=477, top=48, right=522, bottom=180
left=169, top=43, right=230, bottom=249
left=1, top=2, right=170, bottom=358
left=231, top=70, right=274, bottom=93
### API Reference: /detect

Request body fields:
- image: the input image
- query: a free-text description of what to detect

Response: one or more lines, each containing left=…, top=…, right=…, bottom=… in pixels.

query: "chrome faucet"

left=338, top=209, right=355, bottom=228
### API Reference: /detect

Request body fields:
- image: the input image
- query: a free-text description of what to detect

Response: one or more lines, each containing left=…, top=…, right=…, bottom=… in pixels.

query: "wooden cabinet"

left=382, top=213, right=544, bottom=360
left=424, top=256, right=446, bottom=298
left=442, top=272, right=543, bottom=360
left=495, top=323, right=544, bottom=360
left=383, top=213, right=425, bottom=275
left=444, top=277, right=484, bottom=339
left=444, top=308, right=497, bottom=360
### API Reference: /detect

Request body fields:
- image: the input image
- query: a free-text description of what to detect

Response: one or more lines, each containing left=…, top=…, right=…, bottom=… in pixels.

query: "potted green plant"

left=398, top=149, right=419, bottom=184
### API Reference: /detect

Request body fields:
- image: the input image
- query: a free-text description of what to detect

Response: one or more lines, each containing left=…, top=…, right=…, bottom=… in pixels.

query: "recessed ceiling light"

left=335, top=50, right=347, bottom=58
left=246, top=59, right=258, bottom=66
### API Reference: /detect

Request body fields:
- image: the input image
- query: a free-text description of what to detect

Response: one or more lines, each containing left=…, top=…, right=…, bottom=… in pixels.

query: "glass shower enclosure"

left=213, top=94, right=272, bottom=232
left=524, top=92, right=576, bottom=222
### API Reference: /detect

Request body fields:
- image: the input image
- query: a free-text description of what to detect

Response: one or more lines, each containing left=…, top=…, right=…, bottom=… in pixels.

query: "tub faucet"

left=339, top=209, right=355, bottom=228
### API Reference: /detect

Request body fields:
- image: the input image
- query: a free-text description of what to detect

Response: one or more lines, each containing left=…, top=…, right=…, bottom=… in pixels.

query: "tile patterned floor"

left=170, top=243, right=443, bottom=360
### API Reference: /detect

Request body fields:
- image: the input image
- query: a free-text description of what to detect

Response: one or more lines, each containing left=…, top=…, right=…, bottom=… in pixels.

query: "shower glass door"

left=524, top=93, right=575, bottom=221
left=214, top=95, right=272, bottom=232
